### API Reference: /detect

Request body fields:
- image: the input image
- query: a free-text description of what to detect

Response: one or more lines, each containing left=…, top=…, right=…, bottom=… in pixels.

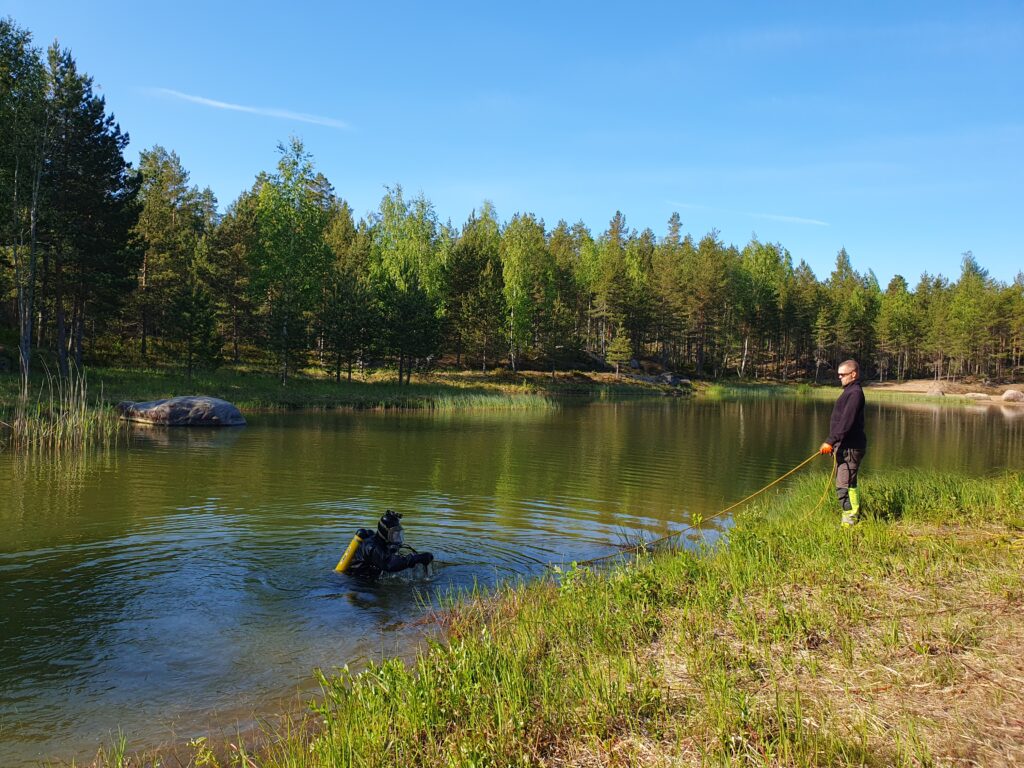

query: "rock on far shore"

left=116, top=396, right=246, bottom=427
left=1003, top=389, right=1024, bottom=403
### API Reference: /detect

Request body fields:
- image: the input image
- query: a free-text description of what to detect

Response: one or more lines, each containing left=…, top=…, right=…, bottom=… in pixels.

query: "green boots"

left=841, top=487, right=861, bottom=527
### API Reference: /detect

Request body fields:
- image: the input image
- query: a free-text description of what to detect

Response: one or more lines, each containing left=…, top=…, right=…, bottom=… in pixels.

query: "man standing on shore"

left=819, top=359, right=867, bottom=526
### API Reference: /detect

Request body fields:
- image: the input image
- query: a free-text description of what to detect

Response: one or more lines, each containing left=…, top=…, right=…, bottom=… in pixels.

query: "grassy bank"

left=699, top=380, right=981, bottom=405
left=89, top=469, right=1023, bottom=767
left=0, top=366, right=655, bottom=410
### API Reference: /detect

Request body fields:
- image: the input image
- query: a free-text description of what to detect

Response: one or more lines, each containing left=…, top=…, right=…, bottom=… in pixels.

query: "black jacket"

left=347, top=529, right=432, bottom=577
left=827, top=380, right=866, bottom=451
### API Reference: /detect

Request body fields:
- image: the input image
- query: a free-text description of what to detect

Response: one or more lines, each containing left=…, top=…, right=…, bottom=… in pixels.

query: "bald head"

left=838, top=359, right=859, bottom=387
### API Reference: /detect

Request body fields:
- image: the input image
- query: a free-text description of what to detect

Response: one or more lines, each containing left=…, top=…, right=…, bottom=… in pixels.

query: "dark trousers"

left=835, top=447, right=864, bottom=511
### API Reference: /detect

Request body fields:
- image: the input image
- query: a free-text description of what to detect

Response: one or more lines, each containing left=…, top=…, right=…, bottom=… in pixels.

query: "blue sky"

left=4, top=1, right=1022, bottom=286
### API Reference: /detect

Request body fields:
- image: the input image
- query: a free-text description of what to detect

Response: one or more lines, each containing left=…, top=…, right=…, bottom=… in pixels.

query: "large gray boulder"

left=659, top=372, right=692, bottom=387
left=1002, top=389, right=1024, bottom=403
left=116, top=396, right=246, bottom=426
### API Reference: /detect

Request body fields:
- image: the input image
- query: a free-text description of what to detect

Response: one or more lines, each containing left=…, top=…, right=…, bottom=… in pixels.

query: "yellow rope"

left=813, top=453, right=838, bottom=514
left=709, top=451, right=825, bottom=521
left=565, top=450, right=830, bottom=568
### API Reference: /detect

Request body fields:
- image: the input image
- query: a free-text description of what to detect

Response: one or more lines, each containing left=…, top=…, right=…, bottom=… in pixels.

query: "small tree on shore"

left=606, top=325, right=632, bottom=377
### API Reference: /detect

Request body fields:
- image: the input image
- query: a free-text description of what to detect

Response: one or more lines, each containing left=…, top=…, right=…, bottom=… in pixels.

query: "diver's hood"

left=377, top=510, right=404, bottom=545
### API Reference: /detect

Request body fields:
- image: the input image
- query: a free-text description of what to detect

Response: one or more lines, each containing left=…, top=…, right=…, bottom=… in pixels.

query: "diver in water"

left=335, top=510, right=434, bottom=578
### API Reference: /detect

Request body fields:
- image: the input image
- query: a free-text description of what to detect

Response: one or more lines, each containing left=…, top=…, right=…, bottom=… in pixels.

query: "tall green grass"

left=702, top=382, right=793, bottom=400
left=259, top=561, right=669, bottom=767
left=860, top=468, right=1024, bottom=524
left=426, top=392, right=555, bottom=411
left=0, top=367, right=125, bottom=452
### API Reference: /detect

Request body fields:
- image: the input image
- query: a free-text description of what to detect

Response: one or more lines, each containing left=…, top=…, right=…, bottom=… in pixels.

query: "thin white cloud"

left=669, top=201, right=829, bottom=227
left=749, top=212, right=829, bottom=226
left=151, top=88, right=350, bottom=130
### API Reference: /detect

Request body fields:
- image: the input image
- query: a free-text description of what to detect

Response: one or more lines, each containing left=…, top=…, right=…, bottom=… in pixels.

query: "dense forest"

left=3, top=18, right=1023, bottom=394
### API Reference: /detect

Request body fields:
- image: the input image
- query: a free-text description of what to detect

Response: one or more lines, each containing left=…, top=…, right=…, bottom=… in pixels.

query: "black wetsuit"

left=346, top=529, right=433, bottom=578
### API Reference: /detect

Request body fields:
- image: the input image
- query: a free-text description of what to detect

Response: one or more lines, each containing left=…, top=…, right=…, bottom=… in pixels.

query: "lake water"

left=2, top=396, right=1022, bottom=765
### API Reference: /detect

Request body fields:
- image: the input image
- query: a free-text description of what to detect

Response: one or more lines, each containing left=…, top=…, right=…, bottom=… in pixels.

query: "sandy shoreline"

left=867, top=377, right=1023, bottom=399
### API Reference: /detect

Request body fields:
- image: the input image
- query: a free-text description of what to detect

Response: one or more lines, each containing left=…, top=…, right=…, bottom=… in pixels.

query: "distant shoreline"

left=2, top=368, right=1020, bottom=452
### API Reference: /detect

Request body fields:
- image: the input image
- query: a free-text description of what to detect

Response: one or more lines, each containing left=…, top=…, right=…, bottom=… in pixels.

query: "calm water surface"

left=2, top=397, right=1022, bottom=765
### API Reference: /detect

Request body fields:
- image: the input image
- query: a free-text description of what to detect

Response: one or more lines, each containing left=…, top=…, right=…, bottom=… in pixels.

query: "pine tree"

left=40, top=43, right=139, bottom=374
left=948, top=252, right=994, bottom=378
left=323, top=202, right=377, bottom=381
left=592, top=212, right=631, bottom=357
left=605, top=324, right=632, bottom=376
left=444, top=203, right=502, bottom=366
left=134, top=146, right=209, bottom=362
left=876, top=275, right=918, bottom=381
left=208, top=192, right=257, bottom=364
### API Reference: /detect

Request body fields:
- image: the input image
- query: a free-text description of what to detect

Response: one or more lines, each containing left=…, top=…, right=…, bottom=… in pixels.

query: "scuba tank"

left=334, top=533, right=364, bottom=573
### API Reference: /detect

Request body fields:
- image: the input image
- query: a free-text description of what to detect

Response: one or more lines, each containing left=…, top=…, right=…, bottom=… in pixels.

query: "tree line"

left=3, top=18, right=1023, bottom=393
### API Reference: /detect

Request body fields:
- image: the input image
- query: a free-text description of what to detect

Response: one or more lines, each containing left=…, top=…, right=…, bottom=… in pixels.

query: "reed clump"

left=1, top=367, right=125, bottom=453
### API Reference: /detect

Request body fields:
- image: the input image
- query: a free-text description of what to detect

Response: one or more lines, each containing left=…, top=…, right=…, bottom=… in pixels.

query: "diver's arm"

left=381, top=551, right=433, bottom=572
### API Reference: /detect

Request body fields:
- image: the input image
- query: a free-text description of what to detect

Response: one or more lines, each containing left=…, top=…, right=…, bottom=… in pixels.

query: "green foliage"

left=823, top=248, right=880, bottom=372
left=947, top=252, right=996, bottom=378
left=500, top=213, right=552, bottom=371
left=207, top=192, right=257, bottom=364
left=378, top=269, right=441, bottom=384
left=443, top=203, right=505, bottom=370
left=682, top=231, right=738, bottom=376
left=250, top=138, right=332, bottom=383
left=169, top=236, right=223, bottom=378
left=863, top=469, right=1024, bottom=524
left=135, top=145, right=217, bottom=371
left=0, top=364, right=125, bottom=451
left=39, top=42, right=140, bottom=375
left=1, top=18, right=47, bottom=390
left=372, top=184, right=444, bottom=298
left=876, top=275, right=919, bottom=381
left=605, top=324, right=632, bottom=375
